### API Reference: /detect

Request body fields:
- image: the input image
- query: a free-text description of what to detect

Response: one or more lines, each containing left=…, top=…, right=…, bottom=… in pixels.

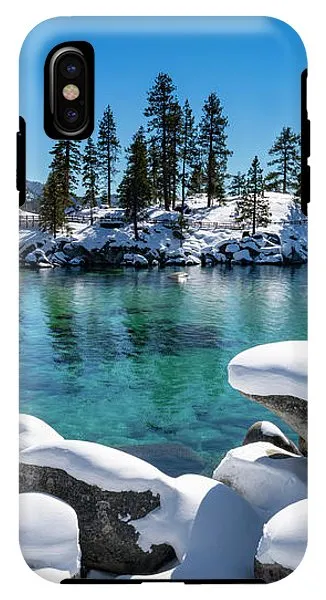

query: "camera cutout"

left=44, top=42, right=94, bottom=139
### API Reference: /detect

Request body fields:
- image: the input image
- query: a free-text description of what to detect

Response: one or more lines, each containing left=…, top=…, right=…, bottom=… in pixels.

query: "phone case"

left=19, top=17, right=308, bottom=583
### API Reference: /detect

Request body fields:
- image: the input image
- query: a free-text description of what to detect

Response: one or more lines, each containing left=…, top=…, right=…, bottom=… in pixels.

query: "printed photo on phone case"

left=19, top=17, right=307, bottom=583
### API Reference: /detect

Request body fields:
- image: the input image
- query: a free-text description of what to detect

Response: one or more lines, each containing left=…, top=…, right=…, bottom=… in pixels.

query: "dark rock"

left=20, top=463, right=176, bottom=575
left=298, top=436, right=308, bottom=456
left=254, top=557, right=292, bottom=582
left=243, top=421, right=301, bottom=455
left=241, top=393, right=307, bottom=442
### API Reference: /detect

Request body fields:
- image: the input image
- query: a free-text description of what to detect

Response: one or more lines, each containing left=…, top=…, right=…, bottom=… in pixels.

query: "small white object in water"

left=168, top=272, right=189, bottom=281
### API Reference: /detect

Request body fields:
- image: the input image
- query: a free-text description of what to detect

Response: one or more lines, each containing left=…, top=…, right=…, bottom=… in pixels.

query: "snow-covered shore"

left=19, top=340, right=308, bottom=583
left=19, top=193, right=307, bottom=270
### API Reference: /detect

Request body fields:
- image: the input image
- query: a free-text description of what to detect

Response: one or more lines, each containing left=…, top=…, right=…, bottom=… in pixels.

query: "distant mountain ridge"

left=25, top=180, right=44, bottom=212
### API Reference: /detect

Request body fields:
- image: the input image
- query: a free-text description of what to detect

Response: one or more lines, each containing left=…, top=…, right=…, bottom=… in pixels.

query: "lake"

left=20, top=264, right=307, bottom=476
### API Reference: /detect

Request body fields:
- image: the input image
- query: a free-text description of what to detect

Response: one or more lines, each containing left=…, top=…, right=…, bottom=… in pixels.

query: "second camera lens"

left=64, top=108, right=79, bottom=123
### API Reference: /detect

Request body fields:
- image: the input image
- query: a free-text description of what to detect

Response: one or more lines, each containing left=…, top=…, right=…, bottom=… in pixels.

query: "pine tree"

left=199, top=92, right=232, bottom=207
left=167, top=99, right=182, bottom=210
left=39, top=148, right=67, bottom=237
left=229, top=171, right=246, bottom=197
left=117, top=127, right=152, bottom=240
left=49, top=140, right=81, bottom=207
left=98, top=105, right=120, bottom=206
left=82, top=137, right=99, bottom=225
left=180, top=99, right=198, bottom=211
left=144, top=73, right=177, bottom=211
left=235, top=156, right=270, bottom=234
left=147, top=136, right=162, bottom=205
left=267, top=127, right=301, bottom=194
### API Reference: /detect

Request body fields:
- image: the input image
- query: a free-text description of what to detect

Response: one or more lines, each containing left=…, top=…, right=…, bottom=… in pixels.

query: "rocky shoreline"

left=19, top=341, right=308, bottom=583
left=20, top=227, right=307, bottom=271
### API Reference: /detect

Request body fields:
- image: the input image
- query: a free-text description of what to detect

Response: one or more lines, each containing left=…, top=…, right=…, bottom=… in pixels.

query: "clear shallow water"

left=20, top=265, right=307, bottom=475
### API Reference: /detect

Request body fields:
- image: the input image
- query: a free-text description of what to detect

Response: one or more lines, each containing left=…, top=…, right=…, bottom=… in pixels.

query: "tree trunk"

left=107, top=130, right=111, bottom=207
left=162, top=105, right=169, bottom=211
left=181, top=119, right=188, bottom=212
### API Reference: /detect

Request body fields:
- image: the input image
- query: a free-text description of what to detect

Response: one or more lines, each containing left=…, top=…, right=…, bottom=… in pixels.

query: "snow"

left=19, top=414, right=63, bottom=451
left=260, top=420, right=291, bottom=442
left=33, top=568, right=72, bottom=583
left=213, top=442, right=307, bottom=519
left=256, top=499, right=307, bottom=571
left=19, top=492, right=81, bottom=577
left=20, top=440, right=220, bottom=562
left=20, top=193, right=307, bottom=270
left=233, top=249, right=253, bottom=263
left=228, top=341, right=308, bottom=400
left=122, top=483, right=263, bottom=580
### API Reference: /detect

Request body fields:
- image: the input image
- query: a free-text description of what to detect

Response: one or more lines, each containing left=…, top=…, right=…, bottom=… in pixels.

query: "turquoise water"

left=20, top=265, right=307, bottom=475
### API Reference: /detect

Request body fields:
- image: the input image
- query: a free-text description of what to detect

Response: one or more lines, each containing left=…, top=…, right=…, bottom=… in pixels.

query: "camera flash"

left=62, top=84, right=80, bottom=101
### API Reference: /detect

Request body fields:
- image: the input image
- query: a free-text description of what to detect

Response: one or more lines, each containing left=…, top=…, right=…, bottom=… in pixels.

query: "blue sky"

left=20, top=17, right=307, bottom=193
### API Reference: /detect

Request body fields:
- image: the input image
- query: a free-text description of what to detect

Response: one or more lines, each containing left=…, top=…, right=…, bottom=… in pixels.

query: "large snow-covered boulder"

left=242, top=421, right=301, bottom=455
left=19, top=440, right=176, bottom=574
left=19, top=414, right=64, bottom=452
left=19, top=492, right=81, bottom=580
left=212, top=442, right=307, bottom=519
left=228, top=341, right=307, bottom=440
left=121, top=482, right=263, bottom=580
left=254, top=499, right=307, bottom=582
left=232, top=249, right=253, bottom=264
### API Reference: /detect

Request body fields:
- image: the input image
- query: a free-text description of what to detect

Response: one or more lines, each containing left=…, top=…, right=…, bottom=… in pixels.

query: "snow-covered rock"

left=122, top=253, right=149, bottom=268
left=228, top=341, right=307, bottom=401
left=24, top=252, right=37, bottom=265
left=232, top=249, right=253, bottom=263
left=213, top=442, right=307, bottom=519
left=19, top=414, right=64, bottom=452
left=242, top=421, right=300, bottom=455
left=228, top=341, right=307, bottom=440
left=225, top=243, right=240, bottom=254
left=20, top=440, right=177, bottom=574
left=52, top=251, right=69, bottom=265
left=254, top=499, right=307, bottom=582
left=122, top=482, right=263, bottom=580
left=19, top=492, right=81, bottom=580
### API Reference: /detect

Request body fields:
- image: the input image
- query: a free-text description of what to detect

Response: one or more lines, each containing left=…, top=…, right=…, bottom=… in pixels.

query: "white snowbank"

left=213, top=442, right=307, bottom=519
left=130, top=473, right=218, bottom=560
left=33, top=568, right=72, bottom=583
left=123, top=483, right=263, bottom=580
left=228, top=341, right=307, bottom=400
left=260, top=420, right=292, bottom=443
left=19, top=493, right=81, bottom=578
left=256, top=499, right=307, bottom=571
left=19, top=414, right=63, bottom=451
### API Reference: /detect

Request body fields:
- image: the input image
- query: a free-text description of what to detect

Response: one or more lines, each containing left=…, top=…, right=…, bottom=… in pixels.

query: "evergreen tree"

left=50, top=140, right=81, bottom=207
left=117, top=127, right=152, bottom=240
left=188, top=150, right=205, bottom=195
left=144, top=73, right=177, bottom=210
left=147, top=136, right=162, bottom=205
left=39, top=142, right=68, bottom=236
left=98, top=105, right=120, bottom=206
left=82, top=137, right=99, bottom=225
left=180, top=99, right=198, bottom=210
left=267, top=127, right=301, bottom=194
left=199, top=92, right=232, bottom=207
left=167, top=99, right=182, bottom=210
left=235, top=156, right=270, bottom=234
left=229, top=171, right=246, bottom=197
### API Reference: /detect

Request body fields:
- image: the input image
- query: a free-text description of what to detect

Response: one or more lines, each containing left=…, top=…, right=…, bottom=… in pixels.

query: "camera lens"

left=64, top=108, right=79, bottom=123
left=59, top=56, right=82, bottom=79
